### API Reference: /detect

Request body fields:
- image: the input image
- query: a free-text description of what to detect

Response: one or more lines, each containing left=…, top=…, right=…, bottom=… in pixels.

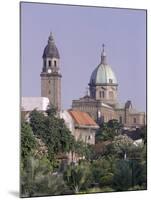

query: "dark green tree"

left=29, top=109, right=76, bottom=161
left=21, top=122, right=36, bottom=166
left=96, top=119, right=123, bottom=142
left=128, top=159, right=147, bottom=188
left=140, top=125, right=147, bottom=144
left=29, top=109, right=46, bottom=137
left=91, top=158, right=114, bottom=187
left=107, top=119, right=123, bottom=134
left=112, top=160, right=132, bottom=191
left=113, top=159, right=147, bottom=191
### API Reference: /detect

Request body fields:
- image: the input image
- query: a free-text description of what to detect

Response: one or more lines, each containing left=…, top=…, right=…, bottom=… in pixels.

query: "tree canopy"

left=29, top=109, right=75, bottom=160
left=21, top=121, right=36, bottom=166
left=96, top=119, right=123, bottom=142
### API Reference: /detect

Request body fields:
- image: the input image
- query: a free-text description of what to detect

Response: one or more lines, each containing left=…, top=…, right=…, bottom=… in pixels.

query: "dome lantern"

left=101, top=44, right=107, bottom=65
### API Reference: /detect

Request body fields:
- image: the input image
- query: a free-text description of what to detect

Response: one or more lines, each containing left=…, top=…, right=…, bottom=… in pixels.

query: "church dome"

left=89, top=45, right=117, bottom=85
left=43, top=32, right=60, bottom=59
left=90, top=64, right=117, bottom=85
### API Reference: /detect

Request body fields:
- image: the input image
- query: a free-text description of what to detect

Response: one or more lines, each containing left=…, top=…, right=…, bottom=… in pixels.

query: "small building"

left=21, top=97, right=50, bottom=120
left=60, top=109, right=99, bottom=163
left=60, top=110, right=99, bottom=145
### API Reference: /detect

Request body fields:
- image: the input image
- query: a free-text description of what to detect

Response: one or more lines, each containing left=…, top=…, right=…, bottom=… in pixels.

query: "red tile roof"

left=68, top=110, right=98, bottom=126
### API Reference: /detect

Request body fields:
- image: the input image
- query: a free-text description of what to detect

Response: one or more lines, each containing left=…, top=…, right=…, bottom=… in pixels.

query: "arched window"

left=48, top=60, right=51, bottom=67
left=100, top=91, right=105, bottom=98
left=133, top=117, right=136, bottom=123
left=54, top=60, right=57, bottom=67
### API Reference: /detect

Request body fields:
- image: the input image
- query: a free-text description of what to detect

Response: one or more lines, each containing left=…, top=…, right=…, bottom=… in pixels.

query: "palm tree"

left=63, top=163, right=91, bottom=193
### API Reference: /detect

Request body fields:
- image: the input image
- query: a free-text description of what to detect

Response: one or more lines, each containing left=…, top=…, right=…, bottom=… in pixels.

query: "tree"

left=84, top=144, right=95, bottom=161
left=29, top=109, right=76, bottom=161
left=21, top=156, right=58, bottom=197
left=21, top=122, right=36, bottom=166
left=107, top=119, right=123, bottom=135
left=128, top=159, right=147, bottom=188
left=140, top=125, right=147, bottom=144
left=91, top=158, right=114, bottom=187
left=96, top=119, right=123, bottom=142
left=112, top=158, right=147, bottom=191
left=112, top=134, right=134, bottom=159
left=128, top=143, right=144, bottom=160
left=63, top=163, right=92, bottom=193
left=112, top=160, right=132, bottom=191
left=29, top=109, right=46, bottom=137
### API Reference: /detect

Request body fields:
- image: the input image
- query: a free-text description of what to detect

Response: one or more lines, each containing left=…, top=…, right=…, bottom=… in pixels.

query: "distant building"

left=60, top=109, right=99, bottom=163
left=22, top=97, right=49, bottom=111
left=21, top=97, right=49, bottom=120
left=72, top=45, right=146, bottom=129
left=60, top=110, right=99, bottom=145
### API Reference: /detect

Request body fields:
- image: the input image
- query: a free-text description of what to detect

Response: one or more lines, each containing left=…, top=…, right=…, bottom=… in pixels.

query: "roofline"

left=75, top=124, right=99, bottom=129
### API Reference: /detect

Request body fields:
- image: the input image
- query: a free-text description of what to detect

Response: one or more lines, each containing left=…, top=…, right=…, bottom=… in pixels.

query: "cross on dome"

left=101, top=43, right=107, bottom=64
left=102, top=44, right=105, bottom=51
left=48, top=32, right=54, bottom=43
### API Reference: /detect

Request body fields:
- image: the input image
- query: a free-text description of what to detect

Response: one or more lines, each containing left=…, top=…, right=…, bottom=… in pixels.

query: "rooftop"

left=21, top=97, right=49, bottom=111
left=68, top=110, right=98, bottom=127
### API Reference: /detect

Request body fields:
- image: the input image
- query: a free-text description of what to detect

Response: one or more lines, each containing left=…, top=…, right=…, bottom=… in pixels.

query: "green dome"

left=90, top=63, right=117, bottom=85
left=89, top=44, right=117, bottom=85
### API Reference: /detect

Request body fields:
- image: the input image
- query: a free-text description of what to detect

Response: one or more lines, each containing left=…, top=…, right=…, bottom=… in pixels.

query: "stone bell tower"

left=40, top=33, right=61, bottom=111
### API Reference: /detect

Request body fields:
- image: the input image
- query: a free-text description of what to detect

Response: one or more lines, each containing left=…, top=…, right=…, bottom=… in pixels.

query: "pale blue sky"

left=21, top=2, right=146, bottom=111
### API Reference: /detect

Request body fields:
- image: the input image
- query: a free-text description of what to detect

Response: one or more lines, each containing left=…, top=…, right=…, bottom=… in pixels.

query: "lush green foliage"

left=21, top=122, right=36, bottom=166
left=91, top=158, right=114, bottom=187
left=112, top=134, right=134, bottom=159
left=63, top=162, right=92, bottom=193
left=21, top=111, right=147, bottom=197
left=96, top=119, right=123, bottom=142
left=30, top=109, right=75, bottom=160
left=112, top=159, right=147, bottom=191
left=112, top=160, right=132, bottom=191
left=140, top=125, right=147, bottom=144
left=21, top=156, right=69, bottom=197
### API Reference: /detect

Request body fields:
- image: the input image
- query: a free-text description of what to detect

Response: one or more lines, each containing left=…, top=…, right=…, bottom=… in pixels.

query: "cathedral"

left=40, top=33, right=145, bottom=130
left=21, top=32, right=146, bottom=163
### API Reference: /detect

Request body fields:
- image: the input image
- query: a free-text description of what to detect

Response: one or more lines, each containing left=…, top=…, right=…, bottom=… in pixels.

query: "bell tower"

left=40, top=33, right=61, bottom=111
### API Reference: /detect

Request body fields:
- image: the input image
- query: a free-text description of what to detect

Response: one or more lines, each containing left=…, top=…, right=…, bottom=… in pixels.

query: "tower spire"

left=101, top=44, right=107, bottom=65
left=48, top=32, right=54, bottom=44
